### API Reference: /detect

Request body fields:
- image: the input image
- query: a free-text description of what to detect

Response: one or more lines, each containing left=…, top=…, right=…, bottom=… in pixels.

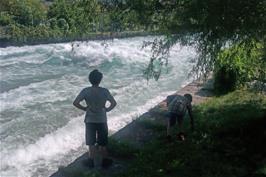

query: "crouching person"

left=166, top=93, right=194, bottom=141
left=73, top=69, right=117, bottom=168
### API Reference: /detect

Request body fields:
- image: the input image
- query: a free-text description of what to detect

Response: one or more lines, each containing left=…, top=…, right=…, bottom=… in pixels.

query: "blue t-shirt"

left=74, top=86, right=115, bottom=123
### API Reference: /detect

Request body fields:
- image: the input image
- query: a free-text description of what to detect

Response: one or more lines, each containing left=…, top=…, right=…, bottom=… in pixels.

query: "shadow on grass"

left=108, top=138, right=140, bottom=159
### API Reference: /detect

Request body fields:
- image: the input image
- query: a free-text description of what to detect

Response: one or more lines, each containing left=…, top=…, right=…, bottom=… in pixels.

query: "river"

left=0, top=36, right=196, bottom=177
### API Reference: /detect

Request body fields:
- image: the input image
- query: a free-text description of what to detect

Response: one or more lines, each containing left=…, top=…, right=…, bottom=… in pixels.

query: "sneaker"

left=83, top=158, right=94, bottom=168
left=102, top=158, right=113, bottom=168
left=178, top=133, right=185, bottom=141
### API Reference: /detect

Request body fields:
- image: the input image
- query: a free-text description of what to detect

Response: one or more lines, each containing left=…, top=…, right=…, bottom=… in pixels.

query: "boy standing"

left=73, top=69, right=117, bottom=168
left=166, top=93, right=194, bottom=141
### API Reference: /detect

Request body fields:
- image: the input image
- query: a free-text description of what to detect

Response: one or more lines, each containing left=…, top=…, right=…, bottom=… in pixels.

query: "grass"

left=84, top=89, right=266, bottom=177
left=135, top=118, right=166, bottom=132
left=108, top=138, right=140, bottom=159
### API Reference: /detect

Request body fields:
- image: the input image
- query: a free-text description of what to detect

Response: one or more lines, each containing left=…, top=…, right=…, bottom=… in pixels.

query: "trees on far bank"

left=0, top=0, right=146, bottom=43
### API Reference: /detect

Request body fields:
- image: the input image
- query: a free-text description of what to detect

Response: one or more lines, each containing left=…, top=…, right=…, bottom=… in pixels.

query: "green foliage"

left=0, top=12, right=14, bottom=26
left=195, top=90, right=266, bottom=132
left=0, top=0, right=147, bottom=44
left=47, top=0, right=101, bottom=35
left=130, top=0, right=266, bottom=88
left=125, top=0, right=164, bottom=30
left=214, top=42, right=264, bottom=94
left=7, top=23, right=64, bottom=42
left=214, top=65, right=237, bottom=94
left=1, top=0, right=265, bottom=92
left=136, top=118, right=165, bottom=131
left=0, top=0, right=46, bottom=26
left=142, top=38, right=171, bottom=80
left=0, top=0, right=51, bottom=43
left=108, top=138, right=139, bottom=159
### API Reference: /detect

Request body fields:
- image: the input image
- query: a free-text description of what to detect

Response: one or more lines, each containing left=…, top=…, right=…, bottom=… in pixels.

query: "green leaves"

left=0, top=0, right=150, bottom=43
left=133, top=0, right=266, bottom=92
left=1, top=0, right=46, bottom=26
left=214, top=41, right=265, bottom=93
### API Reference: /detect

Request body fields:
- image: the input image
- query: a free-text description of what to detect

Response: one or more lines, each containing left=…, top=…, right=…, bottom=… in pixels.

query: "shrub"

left=214, top=66, right=238, bottom=94
left=214, top=42, right=264, bottom=94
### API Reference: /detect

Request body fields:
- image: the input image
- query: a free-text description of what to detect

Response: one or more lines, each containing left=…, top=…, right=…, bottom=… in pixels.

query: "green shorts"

left=85, top=123, right=108, bottom=146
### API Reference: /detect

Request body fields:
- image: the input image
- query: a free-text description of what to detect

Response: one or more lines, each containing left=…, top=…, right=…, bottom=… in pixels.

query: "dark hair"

left=89, top=69, right=103, bottom=85
left=184, top=93, right=192, bottom=102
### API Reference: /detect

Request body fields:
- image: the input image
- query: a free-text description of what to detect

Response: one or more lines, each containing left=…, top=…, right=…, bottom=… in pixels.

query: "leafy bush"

left=0, top=12, right=14, bottom=26
left=214, top=42, right=264, bottom=94
left=0, top=0, right=147, bottom=44
left=1, top=0, right=46, bottom=26
left=214, top=66, right=237, bottom=94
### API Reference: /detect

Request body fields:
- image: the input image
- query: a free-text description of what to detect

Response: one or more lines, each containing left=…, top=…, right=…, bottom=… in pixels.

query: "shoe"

left=83, top=158, right=94, bottom=168
left=102, top=158, right=113, bottom=168
left=178, top=133, right=185, bottom=141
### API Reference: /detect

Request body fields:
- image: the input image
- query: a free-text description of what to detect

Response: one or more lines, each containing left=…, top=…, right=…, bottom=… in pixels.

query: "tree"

left=47, top=0, right=101, bottom=35
left=128, top=0, right=266, bottom=91
left=0, top=0, right=46, bottom=26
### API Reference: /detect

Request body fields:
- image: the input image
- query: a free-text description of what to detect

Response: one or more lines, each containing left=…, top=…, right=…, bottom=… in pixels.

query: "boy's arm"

left=73, top=101, right=87, bottom=111
left=106, top=96, right=117, bottom=112
left=187, top=104, right=194, bottom=131
left=106, top=90, right=117, bottom=112
left=73, top=90, right=87, bottom=111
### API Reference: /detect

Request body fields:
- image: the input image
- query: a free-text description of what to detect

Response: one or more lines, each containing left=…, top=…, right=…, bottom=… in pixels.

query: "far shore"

left=0, top=31, right=159, bottom=48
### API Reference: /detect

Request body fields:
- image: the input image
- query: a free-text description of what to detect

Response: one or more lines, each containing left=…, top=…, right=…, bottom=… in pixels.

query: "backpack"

left=168, top=96, right=187, bottom=115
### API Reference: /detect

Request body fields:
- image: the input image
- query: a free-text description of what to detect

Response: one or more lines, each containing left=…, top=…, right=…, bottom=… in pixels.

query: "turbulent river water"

left=0, top=36, right=196, bottom=177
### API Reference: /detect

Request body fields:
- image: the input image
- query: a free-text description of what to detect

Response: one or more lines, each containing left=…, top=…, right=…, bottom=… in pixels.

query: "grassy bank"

left=80, top=89, right=266, bottom=177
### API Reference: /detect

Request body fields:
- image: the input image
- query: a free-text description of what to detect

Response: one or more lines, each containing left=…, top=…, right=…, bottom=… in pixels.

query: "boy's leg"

left=85, top=123, right=97, bottom=167
left=97, top=123, right=113, bottom=168
left=99, top=146, right=113, bottom=168
left=177, top=116, right=184, bottom=132
left=85, top=123, right=97, bottom=153
left=88, top=145, right=97, bottom=159
left=98, top=146, right=108, bottom=159
left=177, top=116, right=185, bottom=140
left=97, top=123, right=108, bottom=151
left=166, top=113, right=177, bottom=138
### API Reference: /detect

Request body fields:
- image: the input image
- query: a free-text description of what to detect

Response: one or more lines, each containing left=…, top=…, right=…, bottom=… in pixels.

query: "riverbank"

left=50, top=78, right=266, bottom=177
left=0, top=31, right=158, bottom=48
left=50, top=78, right=215, bottom=177
left=114, top=89, right=266, bottom=177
